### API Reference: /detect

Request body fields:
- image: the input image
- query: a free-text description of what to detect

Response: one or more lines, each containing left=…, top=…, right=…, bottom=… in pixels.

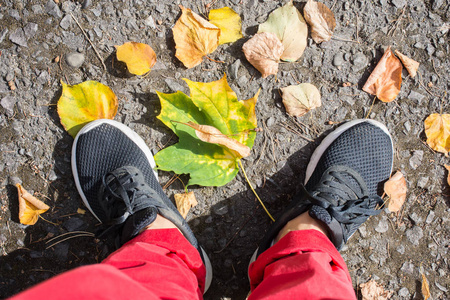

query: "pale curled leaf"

left=172, top=5, right=220, bottom=68
left=209, top=7, right=243, bottom=45
left=424, top=113, right=450, bottom=156
left=180, top=121, right=251, bottom=158
left=362, top=47, right=402, bottom=103
left=257, top=1, right=307, bottom=62
left=394, top=50, right=419, bottom=78
left=17, top=183, right=50, bottom=225
left=115, top=42, right=157, bottom=75
left=281, top=83, right=321, bottom=117
left=303, top=0, right=336, bottom=43
left=384, top=171, right=407, bottom=213
left=242, top=32, right=283, bottom=78
left=175, top=192, right=198, bottom=219
left=359, top=280, right=393, bottom=300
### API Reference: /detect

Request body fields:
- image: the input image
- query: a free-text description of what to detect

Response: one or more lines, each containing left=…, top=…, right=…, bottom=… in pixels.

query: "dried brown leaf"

left=445, top=165, right=450, bottom=187
left=384, top=171, right=407, bottom=213
left=182, top=121, right=251, bottom=158
left=303, top=0, right=336, bottom=43
left=362, top=46, right=402, bottom=102
left=16, top=183, right=50, bottom=225
left=360, top=280, right=393, bottom=300
left=394, top=50, right=419, bottom=78
left=422, top=272, right=431, bottom=300
left=174, top=191, right=198, bottom=219
left=242, top=32, right=284, bottom=78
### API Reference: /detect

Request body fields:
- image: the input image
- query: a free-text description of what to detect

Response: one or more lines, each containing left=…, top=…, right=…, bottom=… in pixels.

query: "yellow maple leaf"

left=16, top=184, right=50, bottom=225
left=172, top=5, right=220, bottom=68
left=174, top=192, right=198, bottom=219
left=115, top=42, right=157, bottom=76
left=209, top=7, right=243, bottom=45
left=424, top=113, right=450, bottom=156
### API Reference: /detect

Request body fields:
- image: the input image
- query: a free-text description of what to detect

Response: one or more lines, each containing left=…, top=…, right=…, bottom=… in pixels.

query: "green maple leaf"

left=155, top=74, right=259, bottom=187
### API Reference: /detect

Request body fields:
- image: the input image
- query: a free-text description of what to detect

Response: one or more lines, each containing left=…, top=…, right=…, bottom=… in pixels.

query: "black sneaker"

left=71, top=119, right=212, bottom=291
left=253, top=119, right=393, bottom=259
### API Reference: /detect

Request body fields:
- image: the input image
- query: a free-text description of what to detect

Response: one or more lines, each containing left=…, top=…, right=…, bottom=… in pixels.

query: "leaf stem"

left=39, top=215, right=58, bottom=226
left=238, top=160, right=275, bottom=222
left=204, top=56, right=225, bottom=63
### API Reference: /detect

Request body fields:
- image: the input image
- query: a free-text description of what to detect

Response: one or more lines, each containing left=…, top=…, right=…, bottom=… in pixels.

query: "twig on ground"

left=417, top=72, right=436, bottom=96
left=280, top=122, right=313, bottom=142
left=331, top=36, right=359, bottom=43
left=365, top=96, right=377, bottom=119
left=70, top=12, right=107, bottom=72
left=432, top=59, right=441, bottom=80
left=388, top=8, right=405, bottom=36
left=204, top=56, right=224, bottom=64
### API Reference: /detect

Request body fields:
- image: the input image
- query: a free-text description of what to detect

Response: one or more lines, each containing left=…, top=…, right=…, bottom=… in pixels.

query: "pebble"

left=392, top=0, right=407, bottom=7
left=229, top=59, right=241, bottom=80
left=62, top=1, right=76, bottom=13
left=24, top=23, right=38, bottom=39
left=409, top=150, right=423, bottom=170
left=65, top=52, right=85, bottom=68
left=400, top=261, right=414, bottom=274
left=237, top=76, right=248, bottom=88
left=403, top=120, right=411, bottom=132
left=214, top=205, right=229, bottom=216
left=164, top=78, right=185, bottom=93
left=9, top=10, right=21, bottom=21
left=432, top=0, right=445, bottom=10
left=358, top=224, right=368, bottom=238
left=8, top=176, right=22, bottom=186
left=60, top=14, right=72, bottom=30
left=144, top=15, right=156, bottom=29
left=53, top=243, right=69, bottom=261
left=0, top=28, right=8, bottom=43
left=417, top=176, right=429, bottom=189
left=9, top=28, right=28, bottom=47
left=397, top=244, right=405, bottom=254
left=63, top=217, right=85, bottom=231
left=333, top=52, right=344, bottom=67
left=45, top=0, right=62, bottom=18
left=352, top=52, right=368, bottom=70
left=267, top=117, right=275, bottom=127
left=375, top=217, right=389, bottom=233
left=398, top=287, right=410, bottom=298
left=425, top=210, right=435, bottom=224
left=1, top=96, right=17, bottom=117
left=409, top=212, right=423, bottom=224
left=406, top=226, right=423, bottom=245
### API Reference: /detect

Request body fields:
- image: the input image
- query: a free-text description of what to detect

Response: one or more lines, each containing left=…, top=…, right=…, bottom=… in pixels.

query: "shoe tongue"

left=120, top=207, right=158, bottom=245
left=308, top=205, right=344, bottom=250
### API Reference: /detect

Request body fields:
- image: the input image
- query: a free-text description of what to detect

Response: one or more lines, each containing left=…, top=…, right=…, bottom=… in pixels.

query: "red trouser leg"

left=9, top=229, right=205, bottom=300
left=248, top=229, right=356, bottom=300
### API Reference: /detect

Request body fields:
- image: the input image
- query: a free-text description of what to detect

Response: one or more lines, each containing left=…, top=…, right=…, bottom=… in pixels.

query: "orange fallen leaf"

left=242, top=32, right=284, bottom=78
left=444, top=165, right=450, bottom=187
left=394, top=50, right=419, bottom=78
left=177, top=121, right=251, bottom=158
left=115, top=42, right=157, bottom=76
left=172, top=5, right=220, bottom=68
left=360, top=280, right=393, bottom=300
left=424, top=113, right=450, bottom=156
left=303, top=0, right=336, bottom=43
left=174, top=191, right=198, bottom=219
left=362, top=46, right=402, bottom=102
left=421, top=270, right=431, bottom=300
left=384, top=171, right=407, bottom=213
left=16, top=183, right=50, bottom=225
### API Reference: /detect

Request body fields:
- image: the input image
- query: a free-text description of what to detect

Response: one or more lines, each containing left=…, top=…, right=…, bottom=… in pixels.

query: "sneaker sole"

left=71, top=119, right=158, bottom=222
left=304, top=119, right=394, bottom=185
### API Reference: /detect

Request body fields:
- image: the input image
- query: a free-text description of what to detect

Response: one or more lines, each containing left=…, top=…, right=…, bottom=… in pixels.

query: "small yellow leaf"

left=424, top=113, right=450, bottom=156
left=173, top=5, right=220, bottom=68
left=57, top=81, right=118, bottom=138
left=77, top=208, right=86, bottom=215
left=421, top=272, right=431, bottom=300
left=209, top=7, right=243, bottom=45
left=384, top=171, right=407, bottom=213
left=115, top=42, right=157, bottom=76
left=242, top=32, right=284, bottom=78
left=281, top=83, right=321, bottom=117
left=174, top=192, right=198, bottom=219
left=359, top=280, right=393, bottom=300
left=16, top=183, right=50, bottom=225
left=362, top=46, right=402, bottom=103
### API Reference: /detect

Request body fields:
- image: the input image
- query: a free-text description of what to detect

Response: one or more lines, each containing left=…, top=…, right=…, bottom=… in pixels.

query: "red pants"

left=10, top=229, right=356, bottom=299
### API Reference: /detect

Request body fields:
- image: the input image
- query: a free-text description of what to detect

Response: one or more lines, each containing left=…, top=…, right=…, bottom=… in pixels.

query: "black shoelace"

left=307, top=166, right=383, bottom=225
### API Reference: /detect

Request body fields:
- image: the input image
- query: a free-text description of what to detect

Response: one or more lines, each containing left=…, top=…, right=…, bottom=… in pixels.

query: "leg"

left=10, top=120, right=212, bottom=299
left=249, top=119, right=393, bottom=299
